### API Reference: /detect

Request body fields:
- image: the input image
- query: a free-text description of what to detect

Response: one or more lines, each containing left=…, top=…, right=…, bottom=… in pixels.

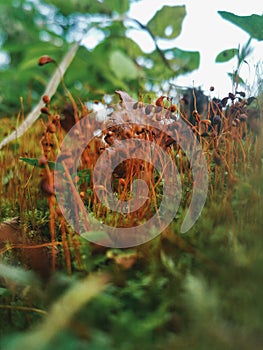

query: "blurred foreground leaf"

left=3, top=273, right=109, bottom=350
left=109, top=50, right=140, bottom=80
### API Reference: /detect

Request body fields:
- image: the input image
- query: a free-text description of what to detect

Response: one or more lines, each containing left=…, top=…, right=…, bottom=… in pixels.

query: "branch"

left=126, top=17, right=175, bottom=72
left=0, top=42, right=80, bottom=150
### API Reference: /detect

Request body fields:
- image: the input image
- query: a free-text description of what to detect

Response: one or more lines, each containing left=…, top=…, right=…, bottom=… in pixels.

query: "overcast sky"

left=128, top=0, right=263, bottom=96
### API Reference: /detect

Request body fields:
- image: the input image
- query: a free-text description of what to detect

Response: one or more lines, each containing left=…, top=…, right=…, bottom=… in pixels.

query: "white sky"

left=128, top=0, right=263, bottom=96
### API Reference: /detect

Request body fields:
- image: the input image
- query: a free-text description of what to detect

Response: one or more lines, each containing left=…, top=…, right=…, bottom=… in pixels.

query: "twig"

left=0, top=42, right=80, bottom=150
left=126, top=17, right=175, bottom=72
left=0, top=305, right=47, bottom=315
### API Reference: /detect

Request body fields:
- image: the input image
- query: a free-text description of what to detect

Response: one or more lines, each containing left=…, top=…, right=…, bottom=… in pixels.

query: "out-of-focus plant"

left=215, top=39, right=253, bottom=92
left=0, top=0, right=200, bottom=115
left=216, top=11, right=263, bottom=91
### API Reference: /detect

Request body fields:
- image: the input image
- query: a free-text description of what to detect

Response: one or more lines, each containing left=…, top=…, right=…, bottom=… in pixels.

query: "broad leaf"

left=79, top=43, right=130, bottom=93
left=148, top=5, right=186, bottom=39
left=218, top=11, right=263, bottom=40
left=148, top=48, right=199, bottom=80
left=103, top=0, right=130, bottom=14
left=215, top=48, right=238, bottom=63
left=44, top=0, right=129, bottom=16
left=145, top=50, right=176, bottom=81
left=166, top=48, right=200, bottom=73
left=109, top=50, right=140, bottom=80
left=43, top=0, right=106, bottom=16
left=112, top=37, right=143, bottom=57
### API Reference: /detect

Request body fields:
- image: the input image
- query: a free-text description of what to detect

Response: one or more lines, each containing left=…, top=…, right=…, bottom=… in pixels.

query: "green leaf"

left=82, top=230, right=112, bottom=244
left=20, top=158, right=93, bottom=179
left=19, top=157, right=58, bottom=170
left=75, top=169, right=92, bottom=185
left=218, top=11, right=263, bottom=40
left=3, top=274, right=109, bottom=350
left=0, top=263, right=40, bottom=287
left=148, top=5, right=186, bottom=39
left=167, top=48, right=200, bottom=73
left=44, top=0, right=126, bottom=16
left=0, top=287, right=9, bottom=296
left=239, top=38, right=253, bottom=62
left=113, top=37, right=143, bottom=57
left=109, top=50, right=139, bottom=80
left=215, top=48, right=238, bottom=63
left=227, top=72, right=245, bottom=86
left=103, top=0, right=130, bottom=14
left=156, top=48, right=200, bottom=76
left=2, top=170, right=14, bottom=186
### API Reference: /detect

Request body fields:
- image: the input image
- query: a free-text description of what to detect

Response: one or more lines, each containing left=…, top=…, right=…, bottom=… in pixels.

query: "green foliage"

left=0, top=262, right=40, bottom=287
left=215, top=11, right=262, bottom=88
left=1, top=274, right=108, bottom=350
left=218, top=11, right=263, bottom=40
left=164, top=47, right=200, bottom=73
left=1, top=168, right=263, bottom=349
left=44, top=0, right=130, bottom=16
left=103, top=0, right=130, bottom=14
left=148, top=5, right=186, bottom=39
left=109, top=50, right=140, bottom=81
left=1, top=88, right=263, bottom=349
left=19, top=157, right=57, bottom=169
left=227, top=72, right=245, bottom=86
left=1, top=3, right=263, bottom=349
left=0, top=1, right=198, bottom=116
left=215, top=48, right=239, bottom=63
left=215, top=39, right=253, bottom=90
left=0, top=2, right=261, bottom=117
